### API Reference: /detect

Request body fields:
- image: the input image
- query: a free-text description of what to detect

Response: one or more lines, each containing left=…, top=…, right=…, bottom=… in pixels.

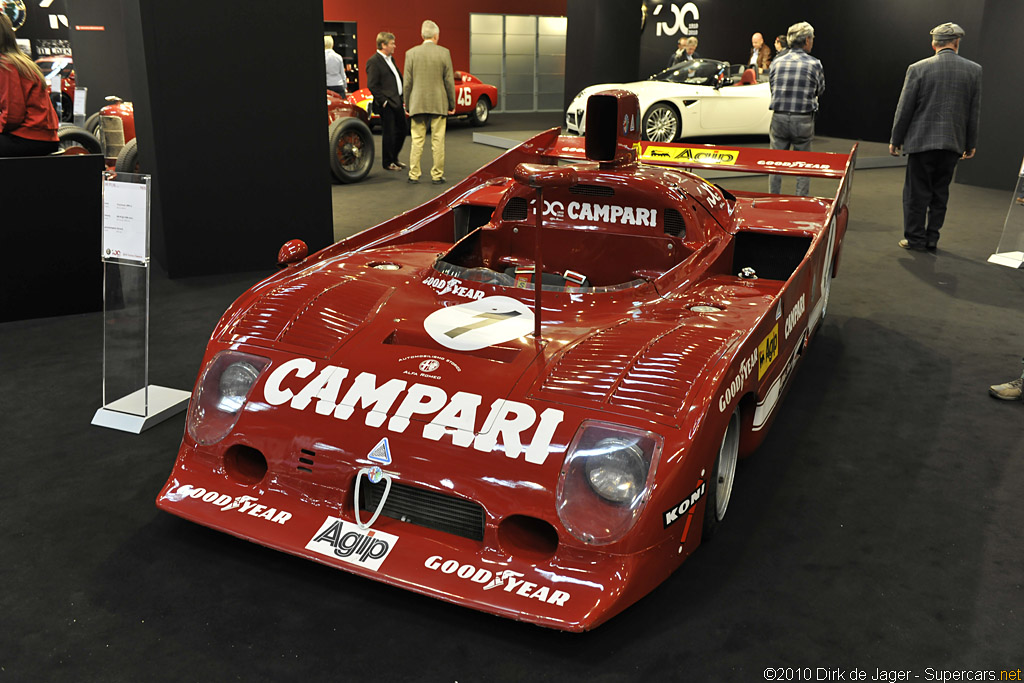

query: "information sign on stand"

left=988, top=155, right=1024, bottom=269
left=73, top=87, right=88, bottom=127
left=92, top=171, right=191, bottom=433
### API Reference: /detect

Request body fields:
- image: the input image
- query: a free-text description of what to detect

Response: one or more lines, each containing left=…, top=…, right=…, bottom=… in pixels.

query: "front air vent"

left=569, top=184, right=615, bottom=197
left=664, top=208, right=685, bottom=237
left=359, top=480, right=485, bottom=542
left=502, top=197, right=528, bottom=221
left=297, top=448, right=317, bottom=473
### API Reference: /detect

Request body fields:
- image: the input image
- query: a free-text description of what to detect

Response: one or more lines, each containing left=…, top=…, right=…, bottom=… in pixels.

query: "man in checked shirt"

left=767, top=21, right=824, bottom=196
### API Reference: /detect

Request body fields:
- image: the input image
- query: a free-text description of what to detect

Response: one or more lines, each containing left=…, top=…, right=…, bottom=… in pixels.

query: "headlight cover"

left=187, top=351, right=270, bottom=445
left=556, top=421, right=663, bottom=545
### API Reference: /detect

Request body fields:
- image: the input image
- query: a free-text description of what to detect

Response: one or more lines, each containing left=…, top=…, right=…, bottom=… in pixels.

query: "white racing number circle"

left=423, top=296, right=535, bottom=351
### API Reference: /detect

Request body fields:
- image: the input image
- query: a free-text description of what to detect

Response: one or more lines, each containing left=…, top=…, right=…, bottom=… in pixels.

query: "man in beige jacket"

left=403, top=19, right=456, bottom=184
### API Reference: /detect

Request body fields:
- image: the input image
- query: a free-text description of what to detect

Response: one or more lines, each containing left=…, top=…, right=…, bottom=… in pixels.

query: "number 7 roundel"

left=423, top=296, right=536, bottom=351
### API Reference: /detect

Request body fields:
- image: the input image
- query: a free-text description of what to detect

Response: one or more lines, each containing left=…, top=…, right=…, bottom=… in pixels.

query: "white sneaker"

left=989, top=377, right=1023, bottom=401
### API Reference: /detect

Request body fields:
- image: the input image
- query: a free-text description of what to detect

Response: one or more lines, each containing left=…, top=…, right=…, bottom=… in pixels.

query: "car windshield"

left=649, top=59, right=726, bottom=86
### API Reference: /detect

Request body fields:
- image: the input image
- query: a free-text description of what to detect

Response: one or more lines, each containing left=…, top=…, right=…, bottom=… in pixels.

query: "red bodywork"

left=326, top=89, right=371, bottom=127
left=349, top=70, right=498, bottom=123
left=157, top=90, right=855, bottom=631
left=36, top=56, right=75, bottom=120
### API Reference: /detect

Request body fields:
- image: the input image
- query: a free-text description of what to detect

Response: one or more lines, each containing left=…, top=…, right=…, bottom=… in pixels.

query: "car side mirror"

left=277, top=239, right=308, bottom=266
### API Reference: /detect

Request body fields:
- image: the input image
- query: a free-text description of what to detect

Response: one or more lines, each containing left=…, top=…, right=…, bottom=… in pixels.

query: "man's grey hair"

left=421, top=20, right=439, bottom=40
left=787, top=21, right=814, bottom=49
left=686, top=36, right=698, bottom=46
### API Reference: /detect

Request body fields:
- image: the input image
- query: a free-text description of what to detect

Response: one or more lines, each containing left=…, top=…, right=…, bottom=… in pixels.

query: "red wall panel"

left=323, top=0, right=566, bottom=82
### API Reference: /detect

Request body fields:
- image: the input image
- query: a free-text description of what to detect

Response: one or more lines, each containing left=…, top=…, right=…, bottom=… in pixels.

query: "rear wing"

left=545, top=136, right=855, bottom=180
left=634, top=140, right=854, bottom=179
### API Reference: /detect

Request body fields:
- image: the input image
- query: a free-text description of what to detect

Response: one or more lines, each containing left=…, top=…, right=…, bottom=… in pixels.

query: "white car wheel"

left=643, top=103, right=679, bottom=143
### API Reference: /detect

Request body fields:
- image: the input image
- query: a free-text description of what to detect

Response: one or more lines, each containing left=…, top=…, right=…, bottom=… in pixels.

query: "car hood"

left=572, top=80, right=708, bottom=106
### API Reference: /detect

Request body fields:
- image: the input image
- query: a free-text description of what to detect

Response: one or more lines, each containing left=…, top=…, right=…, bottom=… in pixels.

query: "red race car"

left=156, top=90, right=855, bottom=631
left=81, top=91, right=374, bottom=183
left=36, top=55, right=75, bottom=123
left=349, top=70, right=497, bottom=127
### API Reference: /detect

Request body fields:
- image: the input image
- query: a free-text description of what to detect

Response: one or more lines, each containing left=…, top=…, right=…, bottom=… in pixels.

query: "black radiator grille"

left=569, top=184, right=615, bottom=197
left=502, top=197, right=528, bottom=221
left=359, top=479, right=485, bottom=541
left=664, top=208, right=685, bottom=237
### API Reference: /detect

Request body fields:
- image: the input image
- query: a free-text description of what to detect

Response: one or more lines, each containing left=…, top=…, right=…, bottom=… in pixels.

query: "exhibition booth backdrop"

left=17, top=0, right=1019, bottom=284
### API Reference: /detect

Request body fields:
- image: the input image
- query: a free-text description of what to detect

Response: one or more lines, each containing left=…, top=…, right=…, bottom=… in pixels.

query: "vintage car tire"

left=329, top=116, right=374, bottom=184
left=702, top=409, right=740, bottom=540
left=56, top=123, right=102, bottom=154
left=115, top=138, right=140, bottom=173
left=642, top=103, right=680, bottom=143
left=84, top=112, right=102, bottom=139
left=470, top=97, right=490, bottom=126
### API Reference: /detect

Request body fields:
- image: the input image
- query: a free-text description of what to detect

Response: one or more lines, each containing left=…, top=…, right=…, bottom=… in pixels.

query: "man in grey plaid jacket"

left=889, top=22, right=982, bottom=252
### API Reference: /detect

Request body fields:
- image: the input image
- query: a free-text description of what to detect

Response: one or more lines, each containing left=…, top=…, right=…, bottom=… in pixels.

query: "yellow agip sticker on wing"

left=758, top=324, right=779, bottom=379
left=640, top=146, right=740, bottom=165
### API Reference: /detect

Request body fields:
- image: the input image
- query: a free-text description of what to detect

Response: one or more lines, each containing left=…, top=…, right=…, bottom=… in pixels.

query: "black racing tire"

left=642, top=103, right=680, bottom=143
left=84, top=112, right=102, bottom=140
left=114, top=138, right=140, bottom=173
left=328, top=116, right=374, bottom=184
left=56, top=123, right=102, bottom=154
left=702, top=409, right=740, bottom=540
left=470, top=97, right=490, bottom=126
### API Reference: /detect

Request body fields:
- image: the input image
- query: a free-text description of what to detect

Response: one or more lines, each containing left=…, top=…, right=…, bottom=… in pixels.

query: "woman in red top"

left=0, top=14, right=59, bottom=157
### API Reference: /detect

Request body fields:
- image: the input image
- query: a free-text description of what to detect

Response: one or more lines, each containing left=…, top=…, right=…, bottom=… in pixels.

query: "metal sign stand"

left=988, top=156, right=1024, bottom=269
left=92, top=171, right=190, bottom=433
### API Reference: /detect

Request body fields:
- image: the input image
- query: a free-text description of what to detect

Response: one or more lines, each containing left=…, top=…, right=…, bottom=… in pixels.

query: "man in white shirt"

left=366, top=31, right=407, bottom=171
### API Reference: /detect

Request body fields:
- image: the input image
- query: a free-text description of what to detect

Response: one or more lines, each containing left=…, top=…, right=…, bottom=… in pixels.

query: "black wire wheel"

left=328, top=116, right=375, bottom=184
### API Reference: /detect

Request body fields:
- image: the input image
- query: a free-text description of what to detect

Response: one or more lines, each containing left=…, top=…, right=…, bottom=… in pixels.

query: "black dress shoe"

left=407, top=177, right=419, bottom=184
left=431, top=177, right=446, bottom=185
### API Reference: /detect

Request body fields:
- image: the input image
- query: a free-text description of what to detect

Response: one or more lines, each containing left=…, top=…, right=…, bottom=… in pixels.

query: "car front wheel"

left=328, top=116, right=374, bottom=183
left=56, top=123, right=102, bottom=155
left=642, top=103, right=679, bottom=143
left=470, top=97, right=490, bottom=126
left=115, top=138, right=140, bottom=173
left=702, top=409, right=740, bottom=540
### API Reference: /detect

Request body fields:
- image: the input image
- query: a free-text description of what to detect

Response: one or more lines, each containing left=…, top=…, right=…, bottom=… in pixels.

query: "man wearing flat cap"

left=889, top=22, right=982, bottom=252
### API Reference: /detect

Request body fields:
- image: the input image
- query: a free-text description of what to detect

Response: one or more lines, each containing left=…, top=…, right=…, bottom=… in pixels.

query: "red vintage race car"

left=156, top=91, right=855, bottom=631
left=36, top=55, right=76, bottom=123
left=80, top=91, right=374, bottom=182
left=349, top=70, right=497, bottom=126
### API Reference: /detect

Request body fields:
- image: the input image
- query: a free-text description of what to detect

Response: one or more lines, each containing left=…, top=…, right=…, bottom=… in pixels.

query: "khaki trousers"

left=408, top=114, right=447, bottom=181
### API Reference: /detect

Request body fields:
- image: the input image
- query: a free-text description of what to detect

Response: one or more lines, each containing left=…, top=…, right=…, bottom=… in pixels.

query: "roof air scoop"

left=584, top=90, right=641, bottom=167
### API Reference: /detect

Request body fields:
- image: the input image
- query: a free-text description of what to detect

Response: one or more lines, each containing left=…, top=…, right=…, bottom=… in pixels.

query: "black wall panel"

left=67, top=0, right=134, bottom=113
left=0, top=154, right=104, bottom=322
left=118, top=0, right=334, bottom=278
left=954, top=0, right=1024, bottom=191
left=564, top=0, right=641, bottom=113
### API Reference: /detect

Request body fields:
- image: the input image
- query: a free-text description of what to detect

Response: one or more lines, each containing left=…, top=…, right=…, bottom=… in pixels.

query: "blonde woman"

left=0, top=14, right=58, bottom=156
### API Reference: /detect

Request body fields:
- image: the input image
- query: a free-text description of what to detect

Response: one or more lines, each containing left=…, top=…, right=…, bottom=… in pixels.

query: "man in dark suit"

left=366, top=31, right=406, bottom=172
left=890, top=22, right=982, bottom=252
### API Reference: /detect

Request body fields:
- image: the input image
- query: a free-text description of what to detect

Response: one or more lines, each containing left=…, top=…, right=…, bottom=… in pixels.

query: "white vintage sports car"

left=565, top=59, right=771, bottom=143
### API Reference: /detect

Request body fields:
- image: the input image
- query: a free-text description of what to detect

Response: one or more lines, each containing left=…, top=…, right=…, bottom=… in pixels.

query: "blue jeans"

left=769, top=112, right=814, bottom=196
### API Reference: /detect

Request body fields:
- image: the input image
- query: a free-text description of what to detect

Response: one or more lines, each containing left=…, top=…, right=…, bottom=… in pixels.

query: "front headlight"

left=584, top=438, right=648, bottom=504
left=557, top=421, right=663, bottom=545
left=187, top=351, right=270, bottom=445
